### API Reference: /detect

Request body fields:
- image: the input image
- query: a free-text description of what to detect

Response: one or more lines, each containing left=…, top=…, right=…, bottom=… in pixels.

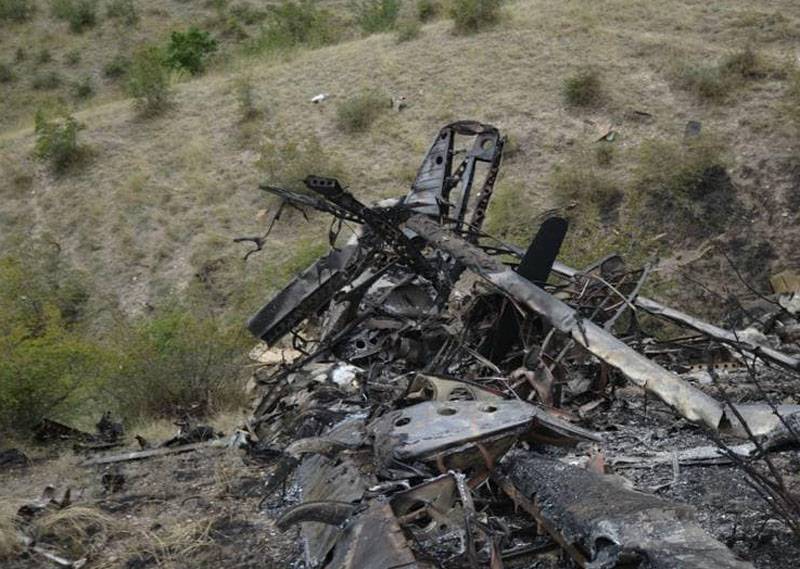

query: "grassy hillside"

left=2, top=0, right=800, bottom=324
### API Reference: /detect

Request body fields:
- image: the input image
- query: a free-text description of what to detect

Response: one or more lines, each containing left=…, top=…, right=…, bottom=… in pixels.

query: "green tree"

left=165, top=27, right=218, bottom=75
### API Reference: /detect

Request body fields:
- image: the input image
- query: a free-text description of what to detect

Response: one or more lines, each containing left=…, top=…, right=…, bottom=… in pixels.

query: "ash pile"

left=241, top=121, right=800, bottom=568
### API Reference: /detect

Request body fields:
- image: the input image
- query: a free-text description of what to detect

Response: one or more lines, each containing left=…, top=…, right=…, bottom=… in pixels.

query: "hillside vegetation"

left=2, top=0, right=800, bottom=434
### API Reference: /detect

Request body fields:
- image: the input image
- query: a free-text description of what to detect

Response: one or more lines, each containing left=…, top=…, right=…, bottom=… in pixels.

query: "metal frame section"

left=405, top=214, right=724, bottom=429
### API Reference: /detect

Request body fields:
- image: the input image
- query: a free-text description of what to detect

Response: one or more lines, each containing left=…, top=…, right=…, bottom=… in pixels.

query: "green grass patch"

left=336, top=90, right=388, bottom=133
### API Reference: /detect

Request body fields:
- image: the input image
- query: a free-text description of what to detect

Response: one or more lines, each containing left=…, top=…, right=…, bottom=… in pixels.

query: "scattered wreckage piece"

left=722, top=403, right=800, bottom=438
left=551, top=261, right=800, bottom=372
left=405, top=214, right=724, bottom=429
left=80, top=439, right=227, bottom=466
left=497, top=453, right=754, bottom=569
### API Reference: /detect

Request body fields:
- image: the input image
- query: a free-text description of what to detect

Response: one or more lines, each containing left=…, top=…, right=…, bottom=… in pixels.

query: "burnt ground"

left=0, top=444, right=299, bottom=569
left=2, top=368, right=800, bottom=568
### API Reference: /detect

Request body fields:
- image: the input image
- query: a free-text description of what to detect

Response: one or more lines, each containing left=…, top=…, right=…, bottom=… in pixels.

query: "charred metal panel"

left=247, top=244, right=360, bottom=345
left=500, top=453, right=753, bottom=569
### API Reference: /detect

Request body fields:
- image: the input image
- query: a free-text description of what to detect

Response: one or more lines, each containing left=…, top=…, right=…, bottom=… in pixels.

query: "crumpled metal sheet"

left=370, top=400, right=599, bottom=469
left=247, top=244, right=360, bottom=345
left=294, top=452, right=376, bottom=567
left=406, top=214, right=724, bottom=429
left=324, top=500, right=425, bottom=569
left=500, top=453, right=754, bottom=569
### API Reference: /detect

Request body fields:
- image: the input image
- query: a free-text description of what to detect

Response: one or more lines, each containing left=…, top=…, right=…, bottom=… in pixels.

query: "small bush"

left=103, top=53, right=130, bottom=78
left=31, top=70, right=62, bottom=90
left=336, top=90, right=388, bottom=133
left=72, top=75, right=93, bottom=99
left=106, top=0, right=138, bottom=25
left=672, top=63, right=731, bottom=103
left=258, top=134, right=345, bottom=192
left=0, top=61, right=12, bottom=83
left=230, top=2, right=267, bottom=25
left=0, top=251, right=101, bottom=434
left=720, top=46, right=765, bottom=79
left=235, top=73, right=260, bottom=120
left=417, top=0, right=438, bottom=21
left=252, top=0, right=342, bottom=53
left=562, top=66, right=603, bottom=107
left=65, top=49, right=82, bottom=65
left=551, top=162, right=621, bottom=223
left=783, top=71, right=800, bottom=127
left=15, top=47, right=26, bottom=62
left=0, top=0, right=34, bottom=22
left=165, top=27, right=218, bottom=75
left=52, top=0, right=98, bottom=33
left=37, top=48, right=52, bottom=64
left=351, top=0, right=399, bottom=34
left=449, top=0, right=502, bottom=35
left=395, top=8, right=421, bottom=42
left=633, top=136, right=739, bottom=238
left=34, top=111, right=85, bottom=172
left=107, top=303, right=248, bottom=420
left=483, top=182, right=538, bottom=245
left=127, top=45, right=170, bottom=115
left=594, top=144, right=614, bottom=167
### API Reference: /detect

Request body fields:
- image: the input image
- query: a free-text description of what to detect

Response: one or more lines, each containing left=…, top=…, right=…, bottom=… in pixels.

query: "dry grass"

left=0, top=0, right=799, bottom=316
left=34, top=506, right=116, bottom=558
left=0, top=501, right=23, bottom=561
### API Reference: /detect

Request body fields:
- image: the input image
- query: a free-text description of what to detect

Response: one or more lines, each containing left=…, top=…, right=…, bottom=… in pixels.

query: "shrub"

left=336, top=90, right=388, bottom=133
left=72, top=75, right=93, bottom=98
left=632, top=136, right=739, bottom=238
left=14, top=47, right=25, bottom=62
left=34, top=111, right=84, bottom=172
left=107, top=303, right=248, bottom=420
left=551, top=162, right=621, bottom=223
left=784, top=71, right=800, bottom=127
left=0, top=251, right=102, bottom=435
left=252, top=0, right=342, bottom=53
left=0, top=0, right=34, bottom=22
left=235, top=73, right=260, bottom=120
left=65, top=49, right=82, bottom=65
left=31, top=70, right=63, bottom=90
left=351, top=0, right=399, bottom=34
left=562, top=66, right=603, bottom=107
left=103, top=53, right=130, bottom=78
left=0, top=61, right=12, bottom=83
left=257, top=134, right=345, bottom=192
left=483, top=182, right=538, bottom=245
left=127, top=45, right=170, bottom=115
left=37, top=48, right=52, bottom=64
left=720, top=46, right=766, bottom=79
left=417, top=0, right=437, bottom=21
left=230, top=1, right=267, bottom=25
left=672, top=63, right=731, bottom=103
left=165, top=27, right=218, bottom=75
left=395, top=8, right=421, bottom=42
left=106, top=0, right=138, bottom=25
left=449, top=0, right=501, bottom=35
left=52, top=0, right=98, bottom=33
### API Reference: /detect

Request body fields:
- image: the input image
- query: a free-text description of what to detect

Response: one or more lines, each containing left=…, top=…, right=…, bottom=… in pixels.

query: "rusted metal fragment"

left=406, top=214, right=723, bottom=429
left=370, top=400, right=598, bottom=472
left=499, top=453, right=754, bottom=569
left=323, top=500, right=424, bottom=569
left=551, top=261, right=800, bottom=372
left=723, top=403, right=800, bottom=438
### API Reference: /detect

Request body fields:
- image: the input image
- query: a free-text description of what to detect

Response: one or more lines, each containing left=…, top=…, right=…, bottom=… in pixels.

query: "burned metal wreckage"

left=239, top=121, right=800, bottom=568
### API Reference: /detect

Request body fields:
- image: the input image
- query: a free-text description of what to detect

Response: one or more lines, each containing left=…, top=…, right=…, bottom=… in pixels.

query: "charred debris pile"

left=232, top=121, right=800, bottom=568
left=9, top=121, right=800, bottom=569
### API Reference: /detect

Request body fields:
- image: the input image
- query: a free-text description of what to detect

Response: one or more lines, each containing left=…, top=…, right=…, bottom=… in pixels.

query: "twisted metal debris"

left=241, top=121, right=800, bottom=568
